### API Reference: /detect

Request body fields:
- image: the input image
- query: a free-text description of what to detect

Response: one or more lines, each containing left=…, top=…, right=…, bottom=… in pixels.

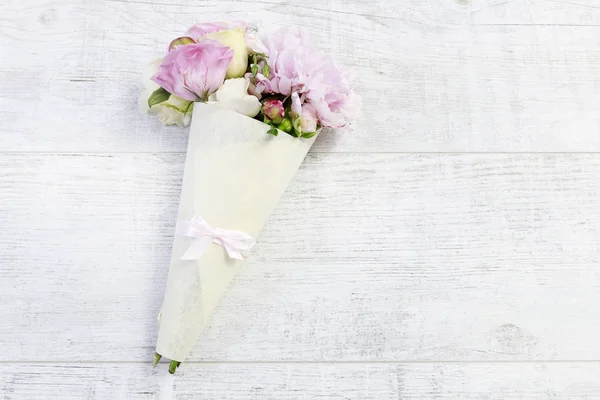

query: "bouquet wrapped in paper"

left=140, top=22, right=357, bottom=373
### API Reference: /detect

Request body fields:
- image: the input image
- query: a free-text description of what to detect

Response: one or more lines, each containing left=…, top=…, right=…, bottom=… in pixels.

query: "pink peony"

left=152, top=40, right=233, bottom=101
left=251, top=27, right=357, bottom=128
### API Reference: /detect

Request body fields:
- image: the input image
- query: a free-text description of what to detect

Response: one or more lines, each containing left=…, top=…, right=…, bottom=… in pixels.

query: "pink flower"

left=262, top=99, right=285, bottom=124
left=300, top=103, right=318, bottom=133
left=251, top=27, right=357, bottom=128
left=152, top=40, right=233, bottom=101
left=185, top=22, right=249, bottom=78
left=185, top=21, right=246, bottom=40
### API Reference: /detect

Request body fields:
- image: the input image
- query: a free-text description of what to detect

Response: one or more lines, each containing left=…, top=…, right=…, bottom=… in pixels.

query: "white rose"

left=208, top=78, right=261, bottom=117
left=139, top=58, right=193, bottom=127
left=205, top=28, right=249, bottom=79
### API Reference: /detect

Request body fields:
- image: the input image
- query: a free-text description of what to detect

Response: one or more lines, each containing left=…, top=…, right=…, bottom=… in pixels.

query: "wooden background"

left=2, top=0, right=600, bottom=398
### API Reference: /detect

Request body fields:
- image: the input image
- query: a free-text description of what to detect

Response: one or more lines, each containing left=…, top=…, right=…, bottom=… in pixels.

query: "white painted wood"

left=3, top=153, right=600, bottom=362
left=467, top=0, right=600, bottom=26
left=2, top=363, right=600, bottom=399
left=2, top=0, right=600, bottom=152
left=3, top=0, right=600, bottom=397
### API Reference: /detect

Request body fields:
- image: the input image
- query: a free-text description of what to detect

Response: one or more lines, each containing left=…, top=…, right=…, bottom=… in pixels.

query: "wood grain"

left=2, top=153, right=600, bottom=362
left=3, top=0, right=600, bottom=397
left=2, top=0, right=600, bottom=152
left=2, top=363, right=600, bottom=399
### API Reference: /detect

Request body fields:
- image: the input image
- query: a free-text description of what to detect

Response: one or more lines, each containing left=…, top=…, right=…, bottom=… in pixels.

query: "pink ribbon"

left=176, top=216, right=256, bottom=261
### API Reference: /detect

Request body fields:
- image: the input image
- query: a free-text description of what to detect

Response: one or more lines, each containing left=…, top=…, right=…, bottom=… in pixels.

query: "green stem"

left=153, top=352, right=162, bottom=368
left=168, top=360, right=181, bottom=374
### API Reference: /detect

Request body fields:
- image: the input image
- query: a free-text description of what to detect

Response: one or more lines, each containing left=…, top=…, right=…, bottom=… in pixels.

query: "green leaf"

left=301, top=131, right=317, bottom=139
left=148, top=87, right=171, bottom=108
left=183, top=101, right=194, bottom=116
left=266, top=127, right=279, bottom=136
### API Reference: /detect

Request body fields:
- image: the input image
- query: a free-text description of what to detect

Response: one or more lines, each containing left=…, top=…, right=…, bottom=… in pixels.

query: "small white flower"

left=208, top=78, right=261, bottom=118
left=139, top=58, right=193, bottom=127
left=152, top=96, right=193, bottom=127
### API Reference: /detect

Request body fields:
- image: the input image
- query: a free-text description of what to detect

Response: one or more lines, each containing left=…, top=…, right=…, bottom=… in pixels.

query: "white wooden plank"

left=2, top=363, right=600, bottom=399
left=468, top=0, right=600, bottom=26
left=2, top=1, right=600, bottom=152
left=2, top=153, right=600, bottom=362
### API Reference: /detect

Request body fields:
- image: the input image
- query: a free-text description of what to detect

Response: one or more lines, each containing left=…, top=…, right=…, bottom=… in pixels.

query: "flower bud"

left=168, top=37, right=196, bottom=51
left=262, top=63, right=270, bottom=78
left=277, top=118, right=293, bottom=133
left=290, top=103, right=317, bottom=137
left=262, top=99, right=285, bottom=125
left=300, top=104, right=318, bottom=134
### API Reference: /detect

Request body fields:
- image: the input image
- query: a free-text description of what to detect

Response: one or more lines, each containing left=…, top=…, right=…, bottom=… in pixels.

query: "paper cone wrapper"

left=155, top=103, right=316, bottom=361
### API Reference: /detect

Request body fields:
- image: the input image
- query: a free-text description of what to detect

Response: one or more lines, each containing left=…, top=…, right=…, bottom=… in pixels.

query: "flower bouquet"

left=141, top=22, right=357, bottom=374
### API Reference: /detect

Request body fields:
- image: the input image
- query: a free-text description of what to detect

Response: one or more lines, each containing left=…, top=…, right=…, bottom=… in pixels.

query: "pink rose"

left=152, top=40, right=233, bottom=101
left=185, top=21, right=246, bottom=40
left=186, top=22, right=249, bottom=78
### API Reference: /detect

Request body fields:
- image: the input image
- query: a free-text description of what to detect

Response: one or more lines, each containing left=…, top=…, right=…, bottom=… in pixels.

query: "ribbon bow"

left=176, top=216, right=256, bottom=261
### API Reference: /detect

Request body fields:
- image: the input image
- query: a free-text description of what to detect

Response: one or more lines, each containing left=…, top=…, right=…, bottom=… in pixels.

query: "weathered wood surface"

left=2, top=363, right=600, bottom=399
left=2, top=153, right=600, bottom=362
left=2, top=0, right=600, bottom=152
left=3, top=0, right=600, bottom=398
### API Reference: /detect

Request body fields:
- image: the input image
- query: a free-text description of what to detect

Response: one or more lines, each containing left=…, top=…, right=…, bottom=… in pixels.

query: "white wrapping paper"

left=156, top=103, right=316, bottom=361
